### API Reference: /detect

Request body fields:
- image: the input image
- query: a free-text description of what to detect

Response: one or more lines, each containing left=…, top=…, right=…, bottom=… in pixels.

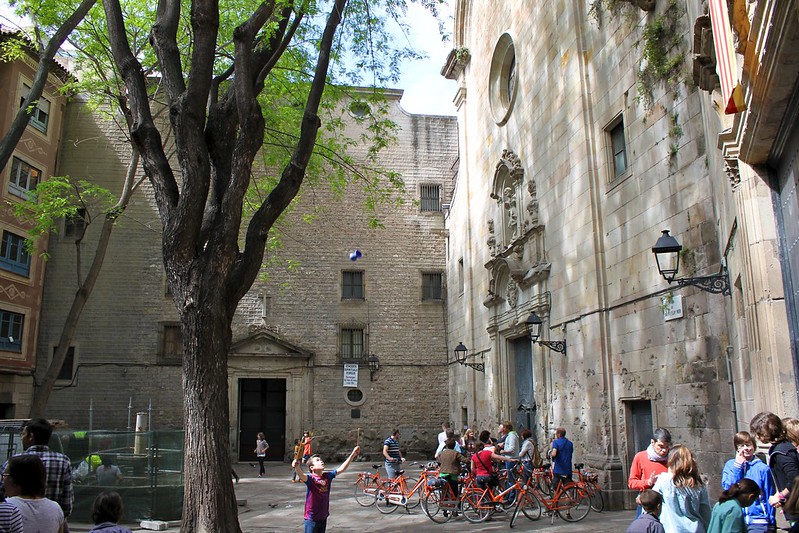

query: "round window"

left=344, top=388, right=366, bottom=406
left=349, top=101, right=371, bottom=119
left=489, top=33, right=518, bottom=126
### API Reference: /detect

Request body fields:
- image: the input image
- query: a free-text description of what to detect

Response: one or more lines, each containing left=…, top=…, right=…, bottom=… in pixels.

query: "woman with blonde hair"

left=653, top=444, right=712, bottom=532
left=784, top=418, right=799, bottom=452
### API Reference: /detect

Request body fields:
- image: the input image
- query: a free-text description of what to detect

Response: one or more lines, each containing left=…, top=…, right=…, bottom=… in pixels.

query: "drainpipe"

left=726, top=346, right=739, bottom=433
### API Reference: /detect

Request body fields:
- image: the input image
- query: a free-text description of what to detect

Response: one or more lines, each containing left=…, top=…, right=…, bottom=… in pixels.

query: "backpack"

left=522, top=438, right=544, bottom=468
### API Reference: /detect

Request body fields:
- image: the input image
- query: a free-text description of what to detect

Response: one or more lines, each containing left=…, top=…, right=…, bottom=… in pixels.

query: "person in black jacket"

left=751, top=411, right=799, bottom=523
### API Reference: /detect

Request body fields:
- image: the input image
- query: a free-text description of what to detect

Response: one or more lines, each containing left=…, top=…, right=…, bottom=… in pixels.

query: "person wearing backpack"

left=519, top=428, right=542, bottom=482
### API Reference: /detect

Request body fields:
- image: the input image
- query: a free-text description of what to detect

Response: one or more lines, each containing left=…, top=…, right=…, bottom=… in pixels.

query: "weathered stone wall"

left=446, top=0, right=734, bottom=509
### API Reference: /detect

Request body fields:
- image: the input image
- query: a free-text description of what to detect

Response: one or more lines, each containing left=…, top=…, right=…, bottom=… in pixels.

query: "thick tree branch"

left=103, top=0, right=179, bottom=239
left=0, top=0, right=97, bottom=172
left=230, top=0, right=347, bottom=305
left=151, top=0, right=186, bottom=100
left=254, top=8, right=303, bottom=91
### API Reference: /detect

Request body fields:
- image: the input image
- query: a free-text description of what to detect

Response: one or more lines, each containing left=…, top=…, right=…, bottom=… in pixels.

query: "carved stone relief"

left=506, top=281, right=518, bottom=308
left=724, top=157, right=741, bottom=191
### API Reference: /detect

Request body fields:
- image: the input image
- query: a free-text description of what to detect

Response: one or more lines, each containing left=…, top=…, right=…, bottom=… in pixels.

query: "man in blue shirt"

left=550, top=427, right=574, bottom=492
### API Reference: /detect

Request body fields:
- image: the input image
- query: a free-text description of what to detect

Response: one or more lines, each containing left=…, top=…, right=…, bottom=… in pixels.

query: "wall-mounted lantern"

left=526, top=312, right=567, bottom=355
left=453, top=342, right=485, bottom=372
left=651, top=230, right=730, bottom=295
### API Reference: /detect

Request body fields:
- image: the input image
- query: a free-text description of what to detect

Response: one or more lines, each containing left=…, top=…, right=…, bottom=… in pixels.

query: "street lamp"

left=453, top=342, right=485, bottom=372
left=525, top=312, right=567, bottom=355
left=368, top=354, right=380, bottom=381
left=651, top=230, right=730, bottom=295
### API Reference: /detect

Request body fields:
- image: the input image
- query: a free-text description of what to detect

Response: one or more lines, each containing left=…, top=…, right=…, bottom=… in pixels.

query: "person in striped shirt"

left=382, top=430, right=404, bottom=479
left=0, top=501, right=23, bottom=533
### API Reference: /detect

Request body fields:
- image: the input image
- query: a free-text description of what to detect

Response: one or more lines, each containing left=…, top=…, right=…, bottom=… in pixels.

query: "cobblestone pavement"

left=71, top=461, right=637, bottom=532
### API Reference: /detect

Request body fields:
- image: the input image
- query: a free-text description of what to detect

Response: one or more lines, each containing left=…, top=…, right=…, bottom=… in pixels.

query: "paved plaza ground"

left=70, top=460, right=637, bottom=532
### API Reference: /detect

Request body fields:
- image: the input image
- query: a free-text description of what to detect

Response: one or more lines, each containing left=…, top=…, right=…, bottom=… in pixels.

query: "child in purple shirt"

left=292, top=445, right=360, bottom=533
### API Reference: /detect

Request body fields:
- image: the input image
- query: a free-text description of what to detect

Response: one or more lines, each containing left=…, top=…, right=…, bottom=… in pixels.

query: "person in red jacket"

left=628, top=428, right=672, bottom=517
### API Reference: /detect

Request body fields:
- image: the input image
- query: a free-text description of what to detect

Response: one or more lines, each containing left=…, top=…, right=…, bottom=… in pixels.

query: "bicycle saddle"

left=574, top=463, right=584, bottom=469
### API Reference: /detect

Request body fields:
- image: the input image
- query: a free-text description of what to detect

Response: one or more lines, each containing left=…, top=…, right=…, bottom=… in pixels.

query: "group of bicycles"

left=353, top=460, right=603, bottom=526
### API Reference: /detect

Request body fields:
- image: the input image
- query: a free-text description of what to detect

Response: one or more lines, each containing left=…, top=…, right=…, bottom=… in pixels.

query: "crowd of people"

left=626, top=411, right=799, bottom=533
left=0, top=418, right=133, bottom=533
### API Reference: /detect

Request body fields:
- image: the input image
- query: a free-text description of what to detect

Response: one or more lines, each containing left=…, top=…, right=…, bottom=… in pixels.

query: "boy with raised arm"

left=292, top=446, right=360, bottom=533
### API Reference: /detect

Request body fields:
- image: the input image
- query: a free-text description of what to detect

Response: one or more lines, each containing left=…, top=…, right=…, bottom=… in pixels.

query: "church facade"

left=441, top=0, right=799, bottom=507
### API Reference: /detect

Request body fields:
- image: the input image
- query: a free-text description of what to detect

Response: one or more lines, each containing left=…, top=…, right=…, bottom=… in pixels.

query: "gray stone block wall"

left=37, top=91, right=456, bottom=457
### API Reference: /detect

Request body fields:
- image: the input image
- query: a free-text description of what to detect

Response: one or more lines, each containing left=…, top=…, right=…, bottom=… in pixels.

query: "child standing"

left=626, top=489, right=665, bottom=533
left=652, top=444, right=712, bottom=532
left=292, top=446, right=360, bottom=533
left=707, top=479, right=760, bottom=533
left=254, top=432, right=269, bottom=478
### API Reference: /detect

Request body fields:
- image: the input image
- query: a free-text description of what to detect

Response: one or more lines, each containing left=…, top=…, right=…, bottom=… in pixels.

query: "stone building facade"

left=0, top=30, right=68, bottom=418
left=441, top=0, right=798, bottom=508
left=34, top=89, right=456, bottom=461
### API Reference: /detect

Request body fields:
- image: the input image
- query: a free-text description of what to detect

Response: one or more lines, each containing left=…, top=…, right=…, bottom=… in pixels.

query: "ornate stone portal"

left=485, top=149, right=550, bottom=309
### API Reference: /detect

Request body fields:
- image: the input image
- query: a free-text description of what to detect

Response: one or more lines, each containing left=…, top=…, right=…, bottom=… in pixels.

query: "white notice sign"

left=662, top=294, right=683, bottom=321
left=343, top=364, right=359, bottom=387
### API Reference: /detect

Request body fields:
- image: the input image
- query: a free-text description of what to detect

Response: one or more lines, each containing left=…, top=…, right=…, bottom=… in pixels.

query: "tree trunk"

left=179, top=269, right=239, bottom=532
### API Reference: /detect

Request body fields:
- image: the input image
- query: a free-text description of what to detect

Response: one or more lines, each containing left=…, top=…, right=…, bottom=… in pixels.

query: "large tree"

left=93, top=0, right=439, bottom=530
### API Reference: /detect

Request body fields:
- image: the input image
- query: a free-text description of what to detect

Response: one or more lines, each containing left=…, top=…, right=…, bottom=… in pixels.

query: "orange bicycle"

left=422, top=468, right=470, bottom=523
left=353, top=464, right=384, bottom=507
left=574, top=462, right=604, bottom=512
left=509, top=475, right=590, bottom=527
left=374, top=462, right=437, bottom=513
left=459, top=475, right=525, bottom=523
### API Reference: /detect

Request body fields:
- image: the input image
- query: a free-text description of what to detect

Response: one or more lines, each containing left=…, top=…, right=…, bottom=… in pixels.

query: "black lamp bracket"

left=671, top=265, right=731, bottom=296
left=533, top=339, right=567, bottom=355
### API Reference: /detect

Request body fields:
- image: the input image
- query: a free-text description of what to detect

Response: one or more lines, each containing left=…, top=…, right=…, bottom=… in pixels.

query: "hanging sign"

left=343, top=364, right=359, bottom=387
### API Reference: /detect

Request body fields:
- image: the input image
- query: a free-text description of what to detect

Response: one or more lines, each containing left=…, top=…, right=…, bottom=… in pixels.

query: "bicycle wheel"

left=403, top=477, right=421, bottom=509
left=510, top=491, right=542, bottom=528
left=556, top=486, right=591, bottom=522
left=422, top=488, right=451, bottom=523
left=354, top=476, right=378, bottom=507
left=519, top=490, right=543, bottom=521
left=461, top=491, right=491, bottom=523
left=375, top=483, right=400, bottom=514
left=588, top=485, right=604, bottom=512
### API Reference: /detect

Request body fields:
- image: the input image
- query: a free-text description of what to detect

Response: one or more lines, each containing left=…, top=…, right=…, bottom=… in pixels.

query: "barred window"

left=340, top=328, right=364, bottom=359
left=422, top=272, right=443, bottom=301
left=64, top=208, right=87, bottom=240
left=420, top=184, right=441, bottom=212
left=342, top=271, right=364, bottom=299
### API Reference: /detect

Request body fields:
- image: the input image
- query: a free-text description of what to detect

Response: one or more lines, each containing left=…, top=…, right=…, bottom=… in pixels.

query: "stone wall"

left=445, top=0, right=735, bottom=509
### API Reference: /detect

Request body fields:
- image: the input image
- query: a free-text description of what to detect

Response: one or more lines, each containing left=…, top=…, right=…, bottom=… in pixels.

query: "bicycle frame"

left=460, top=476, right=525, bottom=523
left=375, top=463, right=436, bottom=512
left=511, top=477, right=590, bottom=525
